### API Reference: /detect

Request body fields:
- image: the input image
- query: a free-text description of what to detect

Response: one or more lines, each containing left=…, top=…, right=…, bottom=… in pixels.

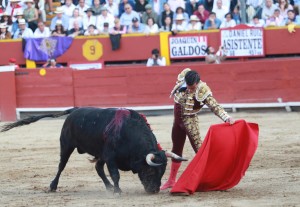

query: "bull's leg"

left=106, top=160, right=122, bottom=194
left=95, top=160, right=114, bottom=191
left=49, top=142, right=75, bottom=192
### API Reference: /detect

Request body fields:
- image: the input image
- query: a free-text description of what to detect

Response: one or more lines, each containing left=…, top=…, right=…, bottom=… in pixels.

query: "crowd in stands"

left=0, top=0, right=300, bottom=40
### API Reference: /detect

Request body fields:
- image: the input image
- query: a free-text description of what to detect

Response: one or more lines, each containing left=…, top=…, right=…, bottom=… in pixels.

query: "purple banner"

left=24, top=37, right=73, bottom=62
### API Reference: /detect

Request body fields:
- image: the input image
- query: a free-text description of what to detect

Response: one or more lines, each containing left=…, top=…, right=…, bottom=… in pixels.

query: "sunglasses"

left=125, top=7, right=130, bottom=10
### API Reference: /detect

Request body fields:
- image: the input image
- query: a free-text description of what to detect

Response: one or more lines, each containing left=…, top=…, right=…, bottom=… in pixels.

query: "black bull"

left=1, top=107, right=174, bottom=194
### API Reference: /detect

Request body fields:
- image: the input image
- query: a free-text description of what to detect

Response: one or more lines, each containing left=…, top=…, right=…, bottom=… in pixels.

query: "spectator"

left=5, top=0, right=23, bottom=22
left=44, top=59, right=63, bottom=68
left=34, top=21, right=51, bottom=37
left=23, top=0, right=38, bottom=32
left=193, top=4, right=210, bottom=25
left=173, top=6, right=189, bottom=24
left=106, top=0, right=119, bottom=17
left=148, top=0, right=167, bottom=15
left=0, top=12, right=13, bottom=33
left=127, top=16, right=145, bottom=33
left=185, top=0, right=200, bottom=17
left=246, top=0, right=263, bottom=22
left=205, top=45, right=226, bottom=64
left=141, top=4, right=159, bottom=25
left=82, top=8, right=96, bottom=30
left=38, top=0, right=46, bottom=23
left=167, top=0, right=185, bottom=12
left=212, top=0, right=229, bottom=21
left=212, top=0, right=230, bottom=13
left=232, top=5, right=241, bottom=24
left=62, top=0, right=76, bottom=17
left=186, top=14, right=201, bottom=31
left=119, top=0, right=135, bottom=17
left=285, top=9, right=300, bottom=25
left=120, top=3, right=140, bottom=26
left=96, top=6, right=115, bottom=31
left=203, top=12, right=221, bottom=29
left=248, top=15, right=265, bottom=26
left=8, top=58, right=20, bottom=69
left=67, top=21, right=84, bottom=36
left=51, top=19, right=67, bottom=36
left=135, top=0, right=147, bottom=16
left=144, top=16, right=159, bottom=34
left=171, top=13, right=187, bottom=32
left=204, top=0, right=214, bottom=12
left=146, top=48, right=166, bottom=67
left=110, top=17, right=127, bottom=33
left=46, top=0, right=54, bottom=15
left=261, top=0, right=277, bottom=21
left=277, top=0, right=293, bottom=19
left=68, top=8, right=83, bottom=30
left=91, top=0, right=103, bottom=16
left=265, top=9, right=284, bottom=26
left=11, top=11, right=27, bottom=34
left=0, top=23, right=12, bottom=39
left=50, top=7, right=69, bottom=31
left=99, top=22, right=110, bottom=34
left=220, top=12, right=236, bottom=28
left=84, top=24, right=99, bottom=35
left=159, top=15, right=172, bottom=31
left=159, top=2, right=174, bottom=27
left=13, top=18, right=34, bottom=39
left=76, top=0, right=89, bottom=17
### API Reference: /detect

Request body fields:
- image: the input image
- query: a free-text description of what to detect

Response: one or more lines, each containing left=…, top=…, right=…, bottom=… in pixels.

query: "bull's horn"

left=165, top=151, right=188, bottom=161
left=146, top=154, right=162, bottom=167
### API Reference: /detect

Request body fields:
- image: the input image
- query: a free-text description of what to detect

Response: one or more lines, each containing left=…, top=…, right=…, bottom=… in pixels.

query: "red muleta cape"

left=170, top=120, right=259, bottom=194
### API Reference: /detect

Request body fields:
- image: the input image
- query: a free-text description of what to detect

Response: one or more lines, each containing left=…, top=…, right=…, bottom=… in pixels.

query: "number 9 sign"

left=82, top=40, right=103, bottom=61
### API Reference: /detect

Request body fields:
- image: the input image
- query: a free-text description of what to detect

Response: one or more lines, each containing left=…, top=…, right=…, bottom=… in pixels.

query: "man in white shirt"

left=13, top=18, right=33, bottom=39
left=120, top=3, right=140, bottom=26
left=212, top=0, right=229, bottom=21
left=82, top=7, right=96, bottom=30
left=167, top=0, right=185, bottom=12
left=106, top=0, right=119, bottom=17
left=261, top=0, right=277, bottom=20
left=34, top=21, right=50, bottom=37
left=96, top=6, right=115, bottom=31
left=62, top=0, right=76, bottom=17
left=146, top=48, right=166, bottom=67
left=76, top=0, right=89, bottom=18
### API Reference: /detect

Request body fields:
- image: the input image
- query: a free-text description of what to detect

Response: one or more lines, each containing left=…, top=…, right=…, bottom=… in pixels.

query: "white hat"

left=54, top=7, right=64, bottom=14
left=0, top=23, right=8, bottom=29
left=190, top=15, right=199, bottom=22
left=56, top=19, right=63, bottom=25
left=24, top=0, right=34, bottom=3
left=18, top=19, right=26, bottom=25
left=175, top=14, right=185, bottom=21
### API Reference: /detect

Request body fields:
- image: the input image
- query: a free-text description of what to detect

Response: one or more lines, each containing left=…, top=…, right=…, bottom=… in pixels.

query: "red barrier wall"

left=0, top=68, right=17, bottom=121
left=1, top=27, right=300, bottom=66
left=14, top=58, right=300, bottom=109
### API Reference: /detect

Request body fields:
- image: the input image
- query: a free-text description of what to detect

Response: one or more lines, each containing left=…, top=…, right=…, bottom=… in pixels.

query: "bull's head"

left=138, top=151, right=167, bottom=194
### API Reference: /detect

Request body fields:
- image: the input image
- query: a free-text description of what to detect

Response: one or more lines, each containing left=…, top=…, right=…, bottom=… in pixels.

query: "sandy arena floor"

left=0, top=111, right=299, bottom=207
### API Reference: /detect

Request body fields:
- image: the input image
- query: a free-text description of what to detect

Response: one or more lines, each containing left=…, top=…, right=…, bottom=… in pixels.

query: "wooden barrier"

left=12, top=58, right=300, bottom=112
left=0, top=66, right=17, bottom=121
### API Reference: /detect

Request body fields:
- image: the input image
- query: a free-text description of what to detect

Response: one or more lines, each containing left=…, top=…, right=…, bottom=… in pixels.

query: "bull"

left=1, top=107, right=186, bottom=194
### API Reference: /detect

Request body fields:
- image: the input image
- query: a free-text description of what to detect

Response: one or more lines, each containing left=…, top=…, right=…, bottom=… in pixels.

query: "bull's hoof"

left=106, top=184, right=114, bottom=192
left=113, top=188, right=122, bottom=196
left=49, top=183, right=57, bottom=192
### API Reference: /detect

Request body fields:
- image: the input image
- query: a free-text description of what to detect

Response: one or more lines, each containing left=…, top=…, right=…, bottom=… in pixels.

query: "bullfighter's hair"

left=1, top=108, right=79, bottom=132
left=103, top=109, right=131, bottom=143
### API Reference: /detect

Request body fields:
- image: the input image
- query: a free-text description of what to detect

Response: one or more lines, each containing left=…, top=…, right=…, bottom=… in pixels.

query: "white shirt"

left=167, top=0, right=185, bottom=12
left=212, top=6, right=229, bottom=21
left=13, top=27, right=34, bottom=39
left=146, top=57, right=166, bottom=67
left=220, top=19, right=236, bottom=28
left=153, top=0, right=161, bottom=14
left=83, top=15, right=97, bottom=30
left=68, top=17, right=83, bottom=30
left=96, top=13, right=115, bottom=30
left=171, top=22, right=187, bottom=31
left=213, top=0, right=231, bottom=12
left=84, top=29, right=99, bottom=36
left=62, top=4, right=76, bottom=17
left=187, top=22, right=202, bottom=31
left=144, top=24, right=159, bottom=34
left=76, top=4, right=89, bottom=18
left=33, top=27, right=51, bottom=38
left=106, top=2, right=119, bottom=17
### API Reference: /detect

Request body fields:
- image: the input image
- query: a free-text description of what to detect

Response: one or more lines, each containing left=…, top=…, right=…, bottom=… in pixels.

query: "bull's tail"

left=1, top=107, right=79, bottom=132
